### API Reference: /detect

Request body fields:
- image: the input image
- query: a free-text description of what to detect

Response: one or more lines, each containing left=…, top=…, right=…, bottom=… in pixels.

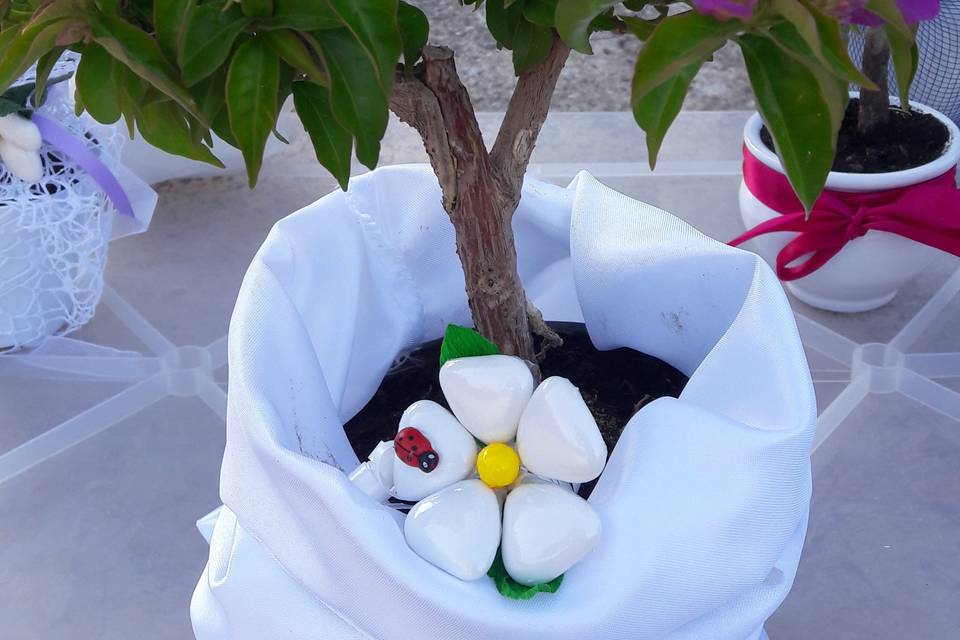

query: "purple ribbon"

left=30, top=113, right=134, bottom=218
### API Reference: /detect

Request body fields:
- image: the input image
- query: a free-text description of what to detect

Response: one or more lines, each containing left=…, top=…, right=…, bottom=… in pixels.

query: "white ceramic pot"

left=739, top=97, right=960, bottom=312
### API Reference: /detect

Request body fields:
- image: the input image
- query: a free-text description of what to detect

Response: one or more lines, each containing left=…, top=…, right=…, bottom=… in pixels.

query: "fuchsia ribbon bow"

left=730, top=147, right=960, bottom=281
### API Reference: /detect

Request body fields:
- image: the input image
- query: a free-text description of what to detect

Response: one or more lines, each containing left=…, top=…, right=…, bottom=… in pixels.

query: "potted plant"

left=734, top=0, right=960, bottom=312
left=0, top=0, right=917, bottom=636
left=0, top=59, right=152, bottom=350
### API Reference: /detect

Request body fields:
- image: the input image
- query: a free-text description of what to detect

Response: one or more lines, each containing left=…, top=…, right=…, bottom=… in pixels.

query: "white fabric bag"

left=192, top=166, right=815, bottom=640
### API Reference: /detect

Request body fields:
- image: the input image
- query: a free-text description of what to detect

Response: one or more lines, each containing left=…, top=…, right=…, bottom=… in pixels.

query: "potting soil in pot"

left=346, top=322, right=689, bottom=498
left=760, top=98, right=950, bottom=173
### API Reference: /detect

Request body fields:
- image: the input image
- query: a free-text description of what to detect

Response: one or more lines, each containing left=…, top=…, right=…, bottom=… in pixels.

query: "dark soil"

left=344, top=323, right=688, bottom=497
left=760, top=98, right=949, bottom=174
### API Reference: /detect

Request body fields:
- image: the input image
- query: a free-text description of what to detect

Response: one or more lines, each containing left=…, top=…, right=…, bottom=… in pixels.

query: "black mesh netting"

left=849, top=2, right=960, bottom=123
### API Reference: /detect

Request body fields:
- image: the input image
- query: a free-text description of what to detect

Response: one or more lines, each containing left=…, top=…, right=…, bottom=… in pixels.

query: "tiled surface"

left=2, top=112, right=959, bottom=639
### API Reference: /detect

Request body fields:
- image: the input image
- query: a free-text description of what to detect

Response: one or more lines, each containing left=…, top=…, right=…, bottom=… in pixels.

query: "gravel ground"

left=417, top=1, right=755, bottom=111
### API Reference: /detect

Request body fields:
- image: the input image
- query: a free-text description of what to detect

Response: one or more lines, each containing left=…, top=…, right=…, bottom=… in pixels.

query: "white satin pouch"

left=191, top=165, right=815, bottom=640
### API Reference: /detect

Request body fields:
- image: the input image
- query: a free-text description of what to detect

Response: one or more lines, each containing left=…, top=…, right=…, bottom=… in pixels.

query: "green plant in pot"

left=735, top=0, right=960, bottom=313
left=0, top=0, right=924, bottom=632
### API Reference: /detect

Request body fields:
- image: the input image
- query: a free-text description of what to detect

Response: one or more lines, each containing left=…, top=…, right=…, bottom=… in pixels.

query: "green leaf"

left=76, top=42, right=123, bottom=124
left=738, top=33, right=837, bottom=213
left=512, top=19, right=552, bottom=74
left=136, top=98, right=224, bottom=167
left=485, top=0, right=524, bottom=48
left=397, top=0, right=428, bottom=69
left=764, top=22, right=849, bottom=131
left=322, top=0, right=402, bottom=90
left=523, top=0, right=557, bottom=28
left=439, top=324, right=500, bottom=367
left=769, top=0, right=875, bottom=88
left=31, top=46, right=64, bottom=108
left=554, top=0, right=616, bottom=54
left=487, top=549, right=563, bottom=600
left=263, top=29, right=327, bottom=86
left=261, top=0, right=340, bottom=30
left=241, top=0, right=273, bottom=17
left=154, top=0, right=193, bottom=61
left=0, top=97, right=24, bottom=117
left=192, top=66, right=227, bottom=124
left=886, top=25, right=917, bottom=109
left=226, top=37, right=280, bottom=187
left=313, top=28, right=389, bottom=169
left=292, top=80, right=352, bottom=189
left=864, top=0, right=911, bottom=40
left=179, top=3, right=252, bottom=86
left=0, top=19, right=67, bottom=93
left=630, top=10, right=740, bottom=101
left=621, top=15, right=656, bottom=41
left=633, top=60, right=702, bottom=170
left=90, top=13, right=201, bottom=120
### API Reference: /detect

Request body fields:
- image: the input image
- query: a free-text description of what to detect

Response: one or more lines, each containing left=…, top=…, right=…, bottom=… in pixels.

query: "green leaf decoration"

left=633, top=60, right=703, bottom=170
left=226, top=37, right=280, bottom=187
left=738, top=33, right=837, bottom=214
left=76, top=42, right=123, bottom=124
left=554, top=0, right=617, bottom=54
left=487, top=549, right=563, bottom=600
left=439, top=324, right=500, bottom=367
left=292, top=80, right=353, bottom=189
left=179, top=3, right=252, bottom=86
left=397, top=0, right=429, bottom=69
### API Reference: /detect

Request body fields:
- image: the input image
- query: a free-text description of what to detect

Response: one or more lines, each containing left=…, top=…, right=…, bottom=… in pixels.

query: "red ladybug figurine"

left=395, top=427, right=440, bottom=473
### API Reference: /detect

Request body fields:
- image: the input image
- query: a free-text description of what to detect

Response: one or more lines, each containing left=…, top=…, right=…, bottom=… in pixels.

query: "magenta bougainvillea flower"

left=830, top=0, right=940, bottom=25
left=690, top=0, right=758, bottom=21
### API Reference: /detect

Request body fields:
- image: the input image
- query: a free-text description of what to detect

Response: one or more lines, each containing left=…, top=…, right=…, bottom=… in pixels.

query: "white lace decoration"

left=0, top=56, right=125, bottom=351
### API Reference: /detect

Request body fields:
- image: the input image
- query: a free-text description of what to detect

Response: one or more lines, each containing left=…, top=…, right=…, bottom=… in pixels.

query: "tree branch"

left=490, top=35, right=571, bottom=212
left=389, top=72, right=457, bottom=213
left=858, top=26, right=891, bottom=135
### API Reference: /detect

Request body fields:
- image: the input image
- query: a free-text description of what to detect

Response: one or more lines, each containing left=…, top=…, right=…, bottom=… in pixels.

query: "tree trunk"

left=858, top=26, right=891, bottom=136
left=390, top=40, right=570, bottom=363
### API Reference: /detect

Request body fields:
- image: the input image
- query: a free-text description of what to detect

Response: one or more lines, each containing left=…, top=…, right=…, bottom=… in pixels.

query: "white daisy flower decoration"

left=351, top=330, right=608, bottom=595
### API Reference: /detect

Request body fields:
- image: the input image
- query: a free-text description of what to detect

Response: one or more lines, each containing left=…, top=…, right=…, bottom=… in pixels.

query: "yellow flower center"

left=476, top=442, right=521, bottom=488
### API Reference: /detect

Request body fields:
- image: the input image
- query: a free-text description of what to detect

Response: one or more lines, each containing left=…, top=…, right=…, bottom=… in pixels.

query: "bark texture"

left=390, top=39, right=570, bottom=362
left=858, top=26, right=891, bottom=135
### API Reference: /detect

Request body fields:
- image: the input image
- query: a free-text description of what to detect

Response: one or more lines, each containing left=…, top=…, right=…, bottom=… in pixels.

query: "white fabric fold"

left=192, top=165, right=815, bottom=640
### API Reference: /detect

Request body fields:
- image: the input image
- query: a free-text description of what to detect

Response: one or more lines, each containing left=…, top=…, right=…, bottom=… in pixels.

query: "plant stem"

left=858, top=26, right=891, bottom=135
left=390, top=40, right=570, bottom=365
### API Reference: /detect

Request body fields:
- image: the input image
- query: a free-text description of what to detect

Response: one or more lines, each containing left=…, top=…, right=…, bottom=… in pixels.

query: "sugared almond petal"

left=404, top=479, right=501, bottom=581
left=501, top=482, right=601, bottom=586
left=516, top=377, right=607, bottom=484
left=392, top=400, right=477, bottom=501
left=439, top=354, right=534, bottom=443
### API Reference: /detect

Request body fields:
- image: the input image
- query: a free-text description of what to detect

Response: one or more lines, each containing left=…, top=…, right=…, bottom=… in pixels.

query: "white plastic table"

left=2, top=112, right=958, bottom=639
